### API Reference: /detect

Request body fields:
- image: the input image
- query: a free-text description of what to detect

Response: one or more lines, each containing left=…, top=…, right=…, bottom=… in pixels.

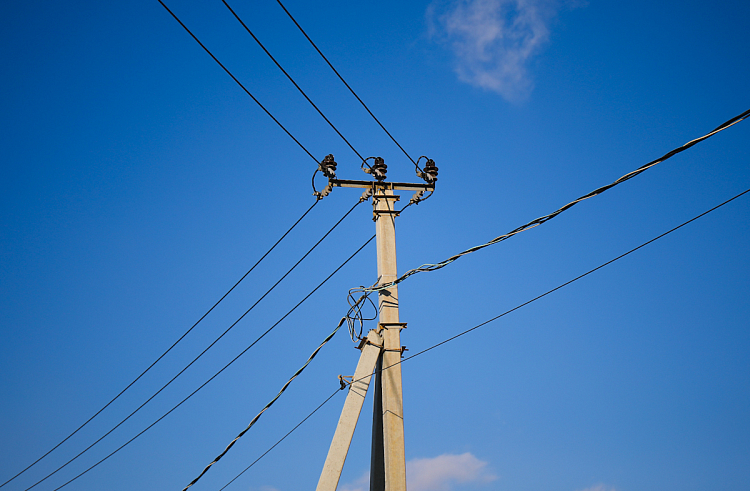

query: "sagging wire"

left=182, top=317, right=348, bottom=490
left=348, top=107, right=750, bottom=301
left=212, top=185, right=750, bottom=491
left=37, top=233, right=376, bottom=491
left=0, top=199, right=321, bottom=490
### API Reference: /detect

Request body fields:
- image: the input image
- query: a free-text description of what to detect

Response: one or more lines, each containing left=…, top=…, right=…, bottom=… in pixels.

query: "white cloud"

left=428, top=0, right=561, bottom=102
left=408, top=452, right=496, bottom=491
left=576, top=484, right=617, bottom=491
left=338, top=471, right=369, bottom=491
left=338, top=452, right=496, bottom=491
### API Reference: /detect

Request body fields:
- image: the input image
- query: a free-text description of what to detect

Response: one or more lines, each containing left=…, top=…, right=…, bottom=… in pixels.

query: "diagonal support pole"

left=316, top=329, right=383, bottom=491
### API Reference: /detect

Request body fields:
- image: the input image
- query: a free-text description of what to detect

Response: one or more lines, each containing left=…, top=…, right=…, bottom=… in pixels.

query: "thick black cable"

left=355, top=108, right=750, bottom=295
left=158, top=0, right=319, bottom=164
left=275, top=0, right=417, bottom=167
left=43, top=234, right=376, bottom=491
left=216, top=185, right=749, bottom=490
left=397, top=186, right=750, bottom=365
left=182, top=318, right=347, bottom=490
left=216, top=390, right=340, bottom=491
left=0, top=200, right=317, bottom=489
left=222, top=0, right=368, bottom=166
left=23, top=200, right=361, bottom=491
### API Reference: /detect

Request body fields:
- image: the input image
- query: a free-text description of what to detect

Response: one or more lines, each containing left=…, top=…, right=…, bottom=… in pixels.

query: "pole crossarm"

left=330, top=179, right=435, bottom=192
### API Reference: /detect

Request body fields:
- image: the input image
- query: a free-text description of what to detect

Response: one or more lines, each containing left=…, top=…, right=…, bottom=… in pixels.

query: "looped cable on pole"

left=345, top=287, right=378, bottom=341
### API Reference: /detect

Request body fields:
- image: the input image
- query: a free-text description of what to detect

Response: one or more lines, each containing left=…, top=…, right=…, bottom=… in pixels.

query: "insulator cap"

left=371, top=157, right=387, bottom=181
left=320, top=154, right=337, bottom=178
left=423, top=158, right=438, bottom=182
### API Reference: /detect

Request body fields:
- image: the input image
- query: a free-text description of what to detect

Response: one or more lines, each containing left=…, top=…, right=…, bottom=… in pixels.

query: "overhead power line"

left=397, top=186, right=750, bottom=366
left=275, top=0, right=418, bottom=168
left=222, top=0, right=368, bottom=165
left=217, top=185, right=750, bottom=490
left=21, top=199, right=363, bottom=491
left=353, top=108, right=750, bottom=296
left=0, top=200, right=318, bottom=489
left=216, top=390, right=340, bottom=491
left=183, top=317, right=348, bottom=490
left=40, top=234, right=376, bottom=491
left=158, top=0, right=319, bottom=164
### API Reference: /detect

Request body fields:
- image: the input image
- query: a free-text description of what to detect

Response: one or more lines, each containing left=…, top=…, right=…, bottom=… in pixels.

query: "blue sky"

left=1, top=1, right=749, bottom=491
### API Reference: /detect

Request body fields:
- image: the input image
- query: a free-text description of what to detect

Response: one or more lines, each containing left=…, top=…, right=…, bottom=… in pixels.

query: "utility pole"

left=313, top=156, right=437, bottom=491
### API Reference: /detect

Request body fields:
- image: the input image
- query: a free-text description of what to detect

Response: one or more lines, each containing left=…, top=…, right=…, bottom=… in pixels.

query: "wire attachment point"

left=312, top=154, right=337, bottom=199
left=338, top=375, right=352, bottom=390
left=359, top=156, right=387, bottom=181
left=414, top=155, right=438, bottom=183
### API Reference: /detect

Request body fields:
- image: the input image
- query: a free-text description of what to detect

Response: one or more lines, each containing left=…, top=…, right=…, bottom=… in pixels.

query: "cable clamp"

left=338, top=375, right=353, bottom=390
left=382, top=346, right=408, bottom=358
left=356, top=337, right=384, bottom=351
left=378, top=322, right=407, bottom=330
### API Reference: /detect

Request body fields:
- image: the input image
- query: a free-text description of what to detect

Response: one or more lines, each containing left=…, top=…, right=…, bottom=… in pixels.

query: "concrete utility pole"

left=313, top=156, right=436, bottom=491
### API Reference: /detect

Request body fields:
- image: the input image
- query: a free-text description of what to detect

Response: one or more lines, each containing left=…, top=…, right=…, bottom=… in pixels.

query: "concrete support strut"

left=316, top=330, right=383, bottom=491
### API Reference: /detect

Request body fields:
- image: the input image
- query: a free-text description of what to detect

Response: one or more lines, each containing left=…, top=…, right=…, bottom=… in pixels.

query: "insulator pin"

left=370, top=157, right=387, bottom=181
left=319, top=154, right=337, bottom=178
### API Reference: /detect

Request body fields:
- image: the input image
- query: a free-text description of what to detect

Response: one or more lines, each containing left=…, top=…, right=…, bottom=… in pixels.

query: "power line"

left=158, top=0, right=319, bottom=164
left=275, top=0, right=418, bottom=167
left=222, top=0, right=368, bottom=165
left=353, top=108, right=750, bottom=296
left=22, top=199, right=364, bottom=491
left=216, top=390, right=341, bottom=491
left=398, top=186, right=750, bottom=365
left=183, top=317, right=348, bottom=490
left=0, top=200, right=318, bottom=489
left=216, top=185, right=749, bottom=490
left=42, top=233, right=377, bottom=491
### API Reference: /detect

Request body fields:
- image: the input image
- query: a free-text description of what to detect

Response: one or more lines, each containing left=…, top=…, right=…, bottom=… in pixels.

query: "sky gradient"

left=1, top=1, right=749, bottom=491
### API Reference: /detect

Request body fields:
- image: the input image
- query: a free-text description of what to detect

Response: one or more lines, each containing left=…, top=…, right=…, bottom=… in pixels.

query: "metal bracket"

left=357, top=335, right=384, bottom=351
left=338, top=375, right=353, bottom=390
left=378, top=322, right=407, bottom=330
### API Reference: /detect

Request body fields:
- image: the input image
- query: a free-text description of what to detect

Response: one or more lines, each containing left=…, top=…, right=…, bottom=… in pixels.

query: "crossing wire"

left=216, top=185, right=750, bottom=490
left=40, top=234, right=376, bottom=491
left=158, top=0, right=319, bottom=164
left=275, top=0, right=418, bottom=167
left=222, top=0, right=369, bottom=166
left=182, top=317, right=348, bottom=490
left=22, top=199, right=364, bottom=491
left=354, top=108, right=750, bottom=296
left=216, top=390, right=340, bottom=491
left=0, top=199, right=318, bottom=489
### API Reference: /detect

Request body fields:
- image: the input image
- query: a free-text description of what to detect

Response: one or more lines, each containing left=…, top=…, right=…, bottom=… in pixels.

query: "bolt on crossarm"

left=312, top=156, right=437, bottom=491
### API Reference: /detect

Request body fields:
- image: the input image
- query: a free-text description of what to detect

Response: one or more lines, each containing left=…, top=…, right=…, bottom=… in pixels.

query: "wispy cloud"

left=338, top=471, right=369, bottom=491
left=409, top=452, right=497, bottom=491
left=338, top=452, right=496, bottom=491
left=428, top=0, right=562, bottom=102
left=576, top=484, right=617, bottom=491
